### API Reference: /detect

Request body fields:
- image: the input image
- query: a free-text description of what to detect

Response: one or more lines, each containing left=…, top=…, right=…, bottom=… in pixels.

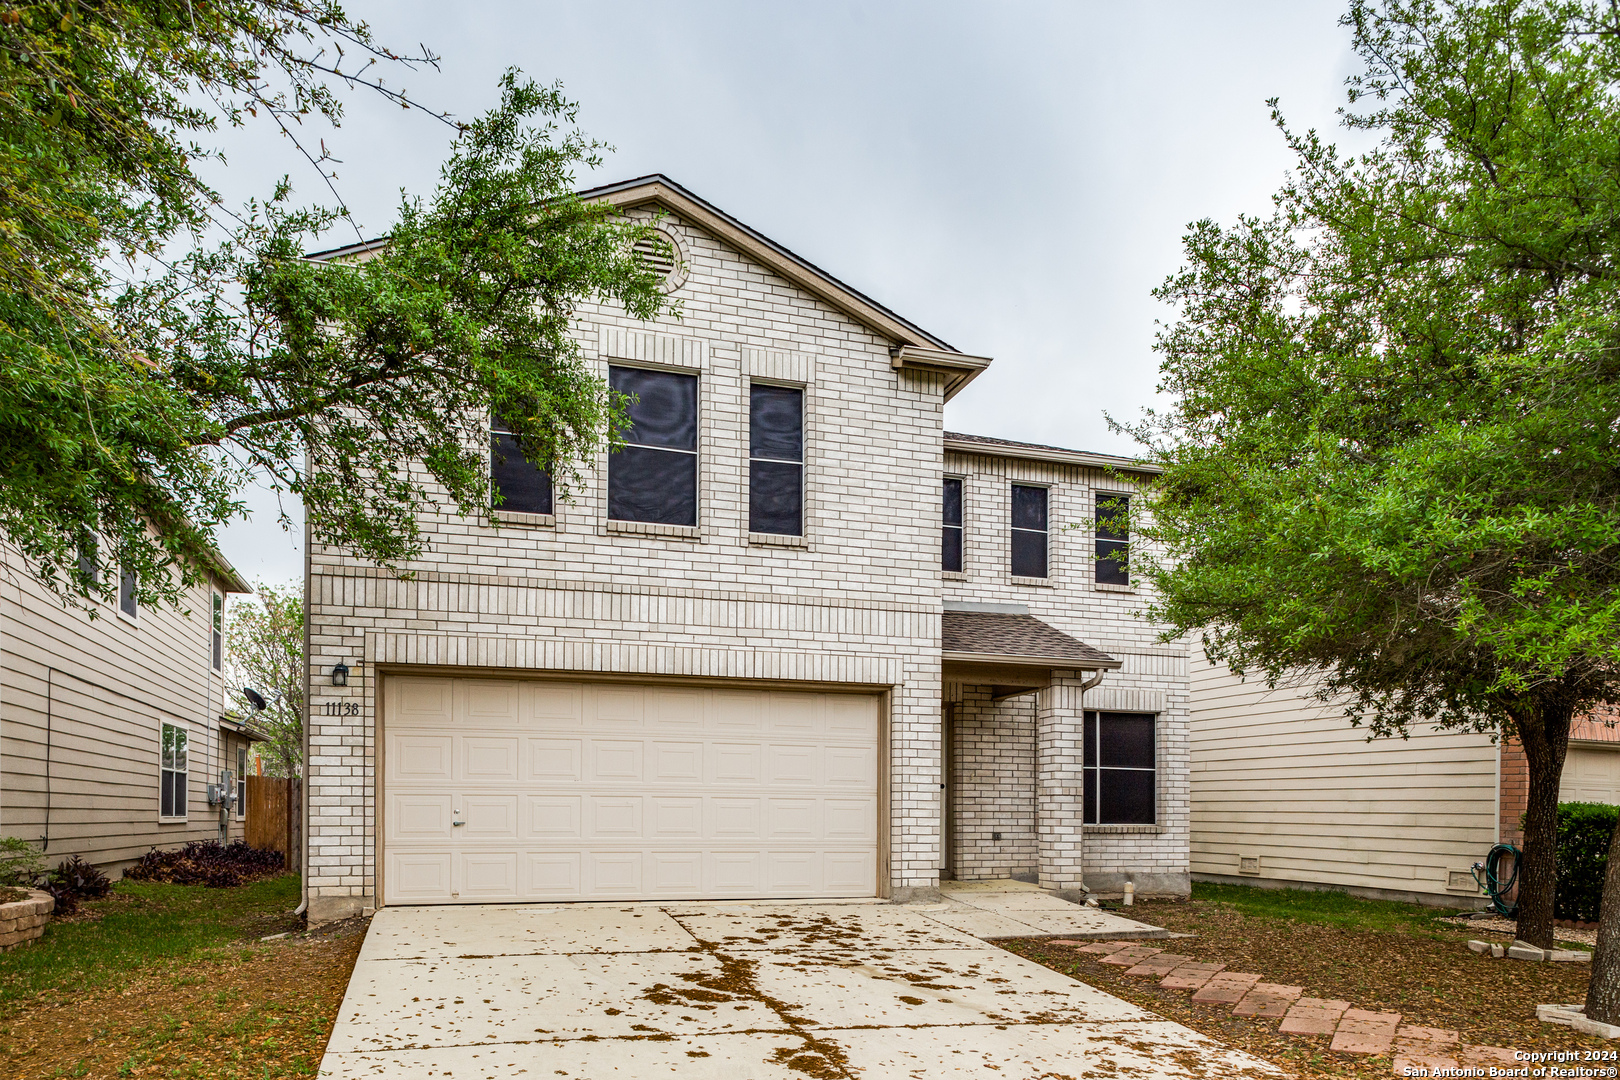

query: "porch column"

left=1037, top=672, right=1087, bottom=898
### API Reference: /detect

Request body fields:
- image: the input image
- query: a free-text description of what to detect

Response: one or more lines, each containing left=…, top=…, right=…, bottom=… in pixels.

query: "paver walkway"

left=1070, top=939, right=1524, bottom=1072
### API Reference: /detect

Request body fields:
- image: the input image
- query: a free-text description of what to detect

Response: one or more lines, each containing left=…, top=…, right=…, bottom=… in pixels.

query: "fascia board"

left=944, top=437, right=1163, bottom=476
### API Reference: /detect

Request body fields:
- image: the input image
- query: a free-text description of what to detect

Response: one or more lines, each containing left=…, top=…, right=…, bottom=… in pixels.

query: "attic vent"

left=1238, top=856, right=1260, bottom=875
left=633, top=234, right=677, bottom=278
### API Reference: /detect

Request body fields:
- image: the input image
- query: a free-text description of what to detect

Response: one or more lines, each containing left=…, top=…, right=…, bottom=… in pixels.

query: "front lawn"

left=1005, top=882, right=1606, bottom=1080
left=0, top=875, right=364, bottom=1079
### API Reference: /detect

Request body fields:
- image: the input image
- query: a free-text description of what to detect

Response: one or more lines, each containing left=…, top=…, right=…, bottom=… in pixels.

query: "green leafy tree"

left=225, top=581, right=304, bottom=777
left=1130, top=0, right=1620, bottom=955
left=1, top=2, right=673, bottom=609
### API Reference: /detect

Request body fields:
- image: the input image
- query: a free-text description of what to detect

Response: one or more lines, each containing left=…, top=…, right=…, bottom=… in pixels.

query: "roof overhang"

left=205, top=548, right=253, bottom=594
left=891, top=345, right=992, bottom=403
left=218, top=715, right=271, bottom=743
left=944, top=435, right=1162, bottom=476
left=942, top=650, right=1122, bottom=670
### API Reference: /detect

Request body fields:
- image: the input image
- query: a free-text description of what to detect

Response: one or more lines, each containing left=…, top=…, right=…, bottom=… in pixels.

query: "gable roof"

left=307, top=175, right=993, bottom=401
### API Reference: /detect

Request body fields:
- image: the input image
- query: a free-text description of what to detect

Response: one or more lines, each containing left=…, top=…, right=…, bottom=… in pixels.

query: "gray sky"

left=211, top=0, right=1363, bottom=587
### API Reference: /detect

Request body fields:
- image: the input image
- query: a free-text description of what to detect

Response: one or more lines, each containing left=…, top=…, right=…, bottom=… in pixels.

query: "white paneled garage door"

left=382, top=676, right=880, bottom=904
left=1561, top=746, right=1620, bottom=806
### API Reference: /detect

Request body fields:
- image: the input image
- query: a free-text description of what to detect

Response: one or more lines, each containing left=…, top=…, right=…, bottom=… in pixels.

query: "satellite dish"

left=242, top=688, right=268, bottom=711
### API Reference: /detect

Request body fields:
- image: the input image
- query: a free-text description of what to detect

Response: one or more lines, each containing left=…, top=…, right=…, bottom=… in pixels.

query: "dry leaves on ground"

left=0, top=919, right=364, bottom=1079
left=1006, top=898, right=1608, bottom=1080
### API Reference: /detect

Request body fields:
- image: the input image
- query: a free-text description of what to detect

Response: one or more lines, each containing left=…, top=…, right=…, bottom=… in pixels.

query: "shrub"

left=41, top=855, right=113, bottom=917
left=124, top=841, right=285, bottom=888
left=0, top=837, right=46, bottom=888
left=1554, top=802, right=1620, bottom=923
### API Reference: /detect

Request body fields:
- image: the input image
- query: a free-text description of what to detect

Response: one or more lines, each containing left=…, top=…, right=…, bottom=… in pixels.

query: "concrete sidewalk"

left=319, top=891, right=1274, bottom=1079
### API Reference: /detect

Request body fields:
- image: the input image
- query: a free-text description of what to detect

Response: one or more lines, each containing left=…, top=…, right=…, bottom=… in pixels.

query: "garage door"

left=1561, top=746, right=1620, bottom=805
left=382, top=676, right=880, bottom=904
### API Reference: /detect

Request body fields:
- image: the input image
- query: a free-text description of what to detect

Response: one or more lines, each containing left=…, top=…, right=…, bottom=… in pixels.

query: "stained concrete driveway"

left=318, top=895, right=1278, bottom=1079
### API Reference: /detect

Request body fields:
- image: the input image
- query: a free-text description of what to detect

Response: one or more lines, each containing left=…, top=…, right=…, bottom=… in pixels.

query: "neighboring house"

left=301, top=175, right=1189, bottom=921
left=1190, top=657, right=1620, bottom=905
left=0, top=542, right=257, bottom=873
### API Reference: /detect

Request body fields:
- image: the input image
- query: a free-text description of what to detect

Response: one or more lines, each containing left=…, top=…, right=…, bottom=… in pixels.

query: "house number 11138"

left=321, top=701, right=361, bottom=716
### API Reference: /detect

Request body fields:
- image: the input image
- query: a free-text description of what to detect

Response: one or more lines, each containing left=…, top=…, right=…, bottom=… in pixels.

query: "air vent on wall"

left=1238, top=856, right=1260, bottom=875
left=1447, top=869, right=1480, bottom=893
left=633, top=234, right=677, bottom=278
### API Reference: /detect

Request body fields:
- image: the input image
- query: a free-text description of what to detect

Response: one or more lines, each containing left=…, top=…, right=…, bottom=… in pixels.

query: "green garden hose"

left=1471, top=843, right=1521, bottom=917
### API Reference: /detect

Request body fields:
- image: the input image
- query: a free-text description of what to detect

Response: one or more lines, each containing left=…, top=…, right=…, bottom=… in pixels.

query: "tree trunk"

left=1587, top=815, right=1620, bottom=1022
left=1515, top=698, right=1573, bottom=949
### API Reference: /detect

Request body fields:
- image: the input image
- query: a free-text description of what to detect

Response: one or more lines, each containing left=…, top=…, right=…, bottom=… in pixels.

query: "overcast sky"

left=211, top=0, right=1364, bottom=587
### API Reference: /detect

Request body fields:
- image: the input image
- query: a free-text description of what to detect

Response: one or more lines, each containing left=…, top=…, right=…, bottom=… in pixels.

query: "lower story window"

left=236, top=746, right=248, bottom=821
left=161, top=723, right=188, bottom=819
left=1083, top=711, right=1155, bottom=824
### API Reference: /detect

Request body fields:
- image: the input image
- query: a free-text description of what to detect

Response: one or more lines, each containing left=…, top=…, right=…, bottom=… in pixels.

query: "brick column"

left=1037, top=672, right=1087, bottom=898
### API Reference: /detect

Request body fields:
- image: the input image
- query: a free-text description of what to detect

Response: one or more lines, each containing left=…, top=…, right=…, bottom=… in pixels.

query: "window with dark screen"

left=609, top=366, right=699, bottom=526
left=118, top=566, right=138, bottom=619
left=749, top=384, right=803, bottom=535
left=1010, top=484, right=1048, bottom=578
left=1083, top=711, right=1156, bottom=824
left=1096, top=493, right=1130, bottom=585
left=490, top=414, right=554, bottom=516
left=942, top=478, right=963, bottom=571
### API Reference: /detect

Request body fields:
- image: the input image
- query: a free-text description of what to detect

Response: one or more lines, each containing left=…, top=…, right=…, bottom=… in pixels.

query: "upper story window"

left=942, top=478, right=963, bottom=571
left=1010, top=484, right=1048, bottom=578
left=1096, top=493, right=1130, bottom=585
left=490, top=413, right=554, bottom=516
left=118, top=566, right=138, bottom=619
left=749, top=384, right=803, bottom=536
left=212, top=591, right=224, bottom=671
left=160, top=723, right=188, bottom=820
left=1083, top=711, right=1155, bottom=824
left=609, top=366, right=698, bottom=527
left=76, top=536, right=99, bottom=592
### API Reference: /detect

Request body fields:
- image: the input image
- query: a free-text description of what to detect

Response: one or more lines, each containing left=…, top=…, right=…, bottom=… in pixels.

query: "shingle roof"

left=944, top=431, right=1091, bottom=456
left=942, top=611, right=1120, bottom=668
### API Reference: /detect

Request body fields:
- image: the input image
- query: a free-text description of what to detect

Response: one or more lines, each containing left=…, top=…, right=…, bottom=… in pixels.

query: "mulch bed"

left=1005, top=898, right=1612, bottom=1079
left=0, top=918, right=366, bottom=1078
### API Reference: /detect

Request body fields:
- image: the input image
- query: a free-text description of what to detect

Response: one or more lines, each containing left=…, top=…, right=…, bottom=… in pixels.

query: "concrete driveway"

left=319, top=893, right=1278, bottom=1079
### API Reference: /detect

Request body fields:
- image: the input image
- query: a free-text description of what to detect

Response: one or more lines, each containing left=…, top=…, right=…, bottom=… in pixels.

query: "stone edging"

left=0, top=889, right=54, bottom=952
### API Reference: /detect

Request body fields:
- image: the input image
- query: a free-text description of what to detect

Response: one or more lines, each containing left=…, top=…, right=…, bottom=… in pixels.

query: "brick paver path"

left=1161, top=961, right=1228, bottom=990
left=1056, top=935, right=1529, bottom=1073
left=1191, top=972, right=1261, bottom=1004
left=1279, top=997, right=1352, bottom=1035
left=1233, top=982, right=1304, bottom=1018
left=1330, top=1009, right=1401, bottom=1054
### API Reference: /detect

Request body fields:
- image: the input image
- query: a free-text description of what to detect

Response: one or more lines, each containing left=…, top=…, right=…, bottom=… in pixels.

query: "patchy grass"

left=1006, top=882, right=1607, bottom=1080
left=1184, top=880, right=1463, bottom=935
left=0, top=876, right=364, bottom=1078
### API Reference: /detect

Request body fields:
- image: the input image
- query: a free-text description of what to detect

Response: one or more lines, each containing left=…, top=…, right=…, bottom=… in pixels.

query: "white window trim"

left=601, top=360, right=705, bottom=535
left=1009, top=482, right=1052, bottom=582
left=746, top=379, right=808, bottom=540
left=211, top=591, right=224, bottom=671
left=117, top=566, right=139, bottom=623
left=159, top=723, right=188, bottom=823
left=235, top=746, right=248, bottom=821
left=942, top=474, right=967, bottom=574
left=1093, top=487, right=1134, bottom=589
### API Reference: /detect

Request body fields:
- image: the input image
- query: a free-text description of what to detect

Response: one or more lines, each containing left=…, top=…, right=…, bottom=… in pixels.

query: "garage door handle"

left=452, top=820, right=465, bottom=827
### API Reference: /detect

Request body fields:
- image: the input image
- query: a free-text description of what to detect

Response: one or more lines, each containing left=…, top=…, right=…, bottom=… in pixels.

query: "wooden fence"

left=245, top=776, right=301, bottom=873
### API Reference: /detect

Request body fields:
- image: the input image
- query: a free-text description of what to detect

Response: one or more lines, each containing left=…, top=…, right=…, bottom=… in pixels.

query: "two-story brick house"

left=301, top=175, right=1188, bottom=921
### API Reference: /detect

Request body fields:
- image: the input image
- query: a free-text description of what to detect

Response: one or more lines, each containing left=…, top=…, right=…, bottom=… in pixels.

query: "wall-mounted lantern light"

left=331, top=662, right=350, bottom=687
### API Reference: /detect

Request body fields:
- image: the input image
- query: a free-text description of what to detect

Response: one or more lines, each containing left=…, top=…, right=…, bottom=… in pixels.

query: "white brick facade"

left=302, top=178, right=1188, bottom=919
left=942, top=446, right=1191, bottom=896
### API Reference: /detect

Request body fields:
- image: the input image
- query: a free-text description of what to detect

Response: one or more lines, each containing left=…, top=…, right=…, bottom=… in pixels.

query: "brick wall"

left=942, top=450, right=1190, bottom=894
left=304, top=208, right=950, bottom=918
left=947, top=687, right=1037, bottom=880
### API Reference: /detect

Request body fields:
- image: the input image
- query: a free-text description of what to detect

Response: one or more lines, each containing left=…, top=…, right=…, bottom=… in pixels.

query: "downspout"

left=1080, top=668, right=1107, bottom=692
left=296, top=509, right=312, bottom=919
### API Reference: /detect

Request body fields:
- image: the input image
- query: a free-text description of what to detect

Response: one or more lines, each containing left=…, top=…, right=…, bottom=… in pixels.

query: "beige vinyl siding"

left=1, top=547, right=236, bottom=871
left=1191, top=651, right=1498, bottom=902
